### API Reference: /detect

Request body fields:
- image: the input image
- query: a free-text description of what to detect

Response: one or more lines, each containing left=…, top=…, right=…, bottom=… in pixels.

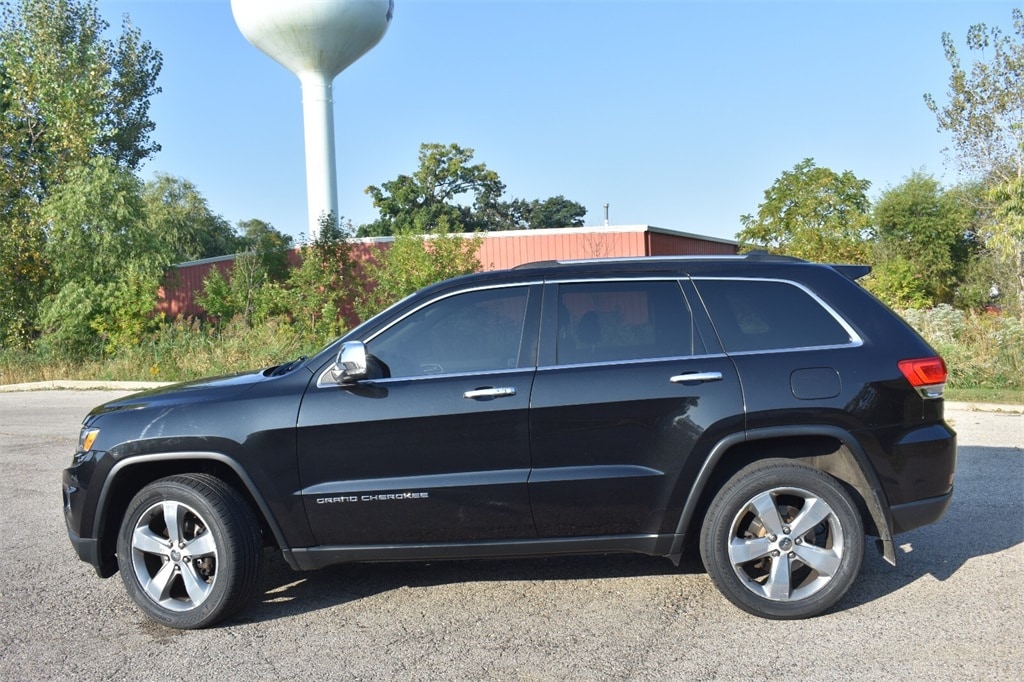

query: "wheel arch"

left=671, top=426, right=896, bottom=565
left=93, top=452, right=291, bottom=578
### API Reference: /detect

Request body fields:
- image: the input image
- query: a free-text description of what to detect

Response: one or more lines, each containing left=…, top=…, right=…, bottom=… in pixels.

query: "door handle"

left=670, top=372, right=723, bottom=384
left=463, top=387, right=518, bottom=400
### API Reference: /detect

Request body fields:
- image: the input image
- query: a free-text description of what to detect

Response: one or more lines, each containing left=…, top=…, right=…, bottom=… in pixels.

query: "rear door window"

left=555, top=280, right=702, bottom=364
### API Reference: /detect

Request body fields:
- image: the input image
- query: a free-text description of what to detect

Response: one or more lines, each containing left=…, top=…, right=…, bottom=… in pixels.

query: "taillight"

left=898, top=357, right=948, bottom=399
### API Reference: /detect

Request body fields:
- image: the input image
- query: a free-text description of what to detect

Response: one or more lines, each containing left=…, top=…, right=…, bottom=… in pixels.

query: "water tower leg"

left=299, top=72, right=339, bottom=241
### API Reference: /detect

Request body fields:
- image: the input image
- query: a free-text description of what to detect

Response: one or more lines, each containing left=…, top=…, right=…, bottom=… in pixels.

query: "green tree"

left=925, top=8, right=1024, bottom=316
left=238, top=218, right=293, bottom=281
left=525, top=195, right=587, bottom=229
left=737, top=158, right=872, bottom=263
left=484, top=195, right=588, bottom=231
left=195, top=219, right=293, bottom=326
left=869, top=173, right=978, bottom=307
left=42, top=156, right=159, bottom=282
left=361, top=143, right=505, bottom=236
left=142, top=174, right=241, bottom=262
left=0, top=0, right=162, bottom=344
left=355, top=217, right=482, bottom=321
left=36, top=156, right=165, bottom=356
left=287, top=214, right=357, bottom=336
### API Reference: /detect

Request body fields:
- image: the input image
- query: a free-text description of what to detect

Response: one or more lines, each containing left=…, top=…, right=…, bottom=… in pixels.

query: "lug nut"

left=772, top=550, right=780, bottom=557
left=783, top=527, right=791, bottom=535
left=788, top=552, right=796, bottom=558
left=768, top=534, right=778, bottom=542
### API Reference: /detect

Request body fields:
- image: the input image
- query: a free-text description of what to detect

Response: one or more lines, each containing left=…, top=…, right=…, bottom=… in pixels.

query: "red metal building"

left=157, top=225, right=737, bottom=319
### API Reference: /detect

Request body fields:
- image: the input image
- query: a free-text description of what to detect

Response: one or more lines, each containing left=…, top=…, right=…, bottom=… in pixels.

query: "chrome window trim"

left=538, top=352, right=729, bottom=372
left=690, top=276, right=864, bottom=350
left=365, top=281, right=540, bottom=343
left=318, top=365, right=534, bottom=389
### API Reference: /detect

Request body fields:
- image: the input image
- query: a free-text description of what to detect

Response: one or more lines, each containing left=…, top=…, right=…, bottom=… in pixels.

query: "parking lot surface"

left=1, top=390, right=1021, bottom=680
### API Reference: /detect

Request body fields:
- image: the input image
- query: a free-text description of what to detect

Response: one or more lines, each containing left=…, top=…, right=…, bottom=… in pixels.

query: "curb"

left=944, top=400, right=1024, bottom=415
left=0, top=380, right=173, bottom=393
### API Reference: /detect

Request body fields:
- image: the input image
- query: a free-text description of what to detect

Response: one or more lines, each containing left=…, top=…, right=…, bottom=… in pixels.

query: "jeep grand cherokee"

left=62, top=254, right=956, bottom=628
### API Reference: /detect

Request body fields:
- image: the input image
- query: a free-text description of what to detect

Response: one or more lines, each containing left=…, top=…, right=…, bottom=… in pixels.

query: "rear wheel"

left=700, top=459, right=864, bottom=619
left=116, top=474, right=261, bottom=629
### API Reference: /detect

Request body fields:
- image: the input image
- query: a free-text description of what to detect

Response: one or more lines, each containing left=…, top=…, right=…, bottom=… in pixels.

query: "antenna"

left=231, top=0, right=394, bottom=239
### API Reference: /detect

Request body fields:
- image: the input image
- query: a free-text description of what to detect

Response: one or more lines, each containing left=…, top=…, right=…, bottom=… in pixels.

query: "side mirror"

left=330, top=341, right=368, bottom=384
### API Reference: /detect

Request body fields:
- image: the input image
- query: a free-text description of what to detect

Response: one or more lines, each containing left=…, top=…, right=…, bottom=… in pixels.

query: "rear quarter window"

left=694, top=279, right=856, bottom=353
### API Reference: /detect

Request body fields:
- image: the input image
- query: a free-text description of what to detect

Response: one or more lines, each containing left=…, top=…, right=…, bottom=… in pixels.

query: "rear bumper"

left=890, top=490, right=953, bottom=535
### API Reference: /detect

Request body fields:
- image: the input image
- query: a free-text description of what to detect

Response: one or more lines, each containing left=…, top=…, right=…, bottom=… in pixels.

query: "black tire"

left=116, top=474, right=261, bottom=629
left=699, top=459, right=864, bottom=619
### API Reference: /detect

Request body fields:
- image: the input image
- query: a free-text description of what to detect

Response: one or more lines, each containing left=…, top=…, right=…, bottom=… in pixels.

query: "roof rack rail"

left=513, top=260, right=561, bottom=270
left=742, top=250, right=807, bottom=262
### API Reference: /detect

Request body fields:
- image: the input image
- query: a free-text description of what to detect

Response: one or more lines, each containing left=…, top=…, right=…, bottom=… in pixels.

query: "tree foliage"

left=0, top=0, right=162, bottom=345
left=362, top=143, right=504, bottom=236
left=142, top=174, right=241, bottom=262
left=868, top=172, right=979, bottom=307
left=195, top=219, right=293, bottom=327
left=737, top=158, right=872, bottom=263
left=355, top=217, right=482, bottom=321
left=36, top=156, right=165, bottom=357
left=484, top=195, right=587, bottom=231
left=925, top=8, right=1024, bottom=316
left=238, top=218, right=293, bottom=282
left=42, top=156, right=157, bottom=281
left=360, top=142, right=588, bottom=235
left=286, top=214, right=358, bottom=336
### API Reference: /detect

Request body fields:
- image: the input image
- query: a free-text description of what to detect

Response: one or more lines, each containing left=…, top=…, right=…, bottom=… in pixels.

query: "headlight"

left=79, top=428, right=100, bottom=453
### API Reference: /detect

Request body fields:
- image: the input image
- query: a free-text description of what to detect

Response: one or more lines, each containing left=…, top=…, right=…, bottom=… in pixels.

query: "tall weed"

left=900, top=305, right=1024, bottom=389
left=0, top=315, right=337, bottom=385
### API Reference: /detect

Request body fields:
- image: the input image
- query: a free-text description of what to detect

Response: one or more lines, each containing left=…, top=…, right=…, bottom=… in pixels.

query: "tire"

left=699, top=458, right=864, bottom=619
left=116, top=474, right=262, bottom=629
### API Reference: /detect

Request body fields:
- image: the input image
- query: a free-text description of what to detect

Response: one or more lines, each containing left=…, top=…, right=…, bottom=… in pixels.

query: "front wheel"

left=700, top=459, right=864, bottom=619
left=116, top=474, right=261, bottom=629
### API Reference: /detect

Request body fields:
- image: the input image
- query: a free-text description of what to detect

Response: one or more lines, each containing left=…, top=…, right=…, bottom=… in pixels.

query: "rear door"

left=528, top=278, right=744, bottom=537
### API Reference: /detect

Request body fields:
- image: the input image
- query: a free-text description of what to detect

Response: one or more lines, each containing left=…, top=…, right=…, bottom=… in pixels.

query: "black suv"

left=63, top=255, right=956, bottom=628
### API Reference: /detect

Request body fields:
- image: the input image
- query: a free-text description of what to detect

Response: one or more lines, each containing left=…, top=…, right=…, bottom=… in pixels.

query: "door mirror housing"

left=330, top=341, right=368, bottom=384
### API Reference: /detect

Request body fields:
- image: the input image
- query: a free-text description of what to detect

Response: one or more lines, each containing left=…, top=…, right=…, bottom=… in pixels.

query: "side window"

left=556, top=280, right=700, bottom=365
left=367, top=286, right=530, bottom=378
left=694, top=279, right=854, bottom=353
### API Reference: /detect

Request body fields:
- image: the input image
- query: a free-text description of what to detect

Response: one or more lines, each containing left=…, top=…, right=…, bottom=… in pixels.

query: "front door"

left=297, top=284, right=540, bottom=546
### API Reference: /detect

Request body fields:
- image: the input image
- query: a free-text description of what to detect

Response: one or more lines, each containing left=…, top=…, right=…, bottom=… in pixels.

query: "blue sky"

left=101, top=0, right=1019, bottom=244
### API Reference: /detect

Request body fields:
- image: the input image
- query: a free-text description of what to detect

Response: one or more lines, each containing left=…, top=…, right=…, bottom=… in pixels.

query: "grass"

left=944, top=387, right=1024, bottom=406
left=0, top=316, right=334, bottom=386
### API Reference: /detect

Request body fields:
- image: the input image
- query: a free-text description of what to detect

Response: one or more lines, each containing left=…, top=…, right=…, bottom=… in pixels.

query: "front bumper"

left=63, top=464, right=117, bottom=578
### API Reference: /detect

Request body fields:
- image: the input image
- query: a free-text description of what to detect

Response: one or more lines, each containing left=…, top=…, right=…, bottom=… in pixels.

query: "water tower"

left=230, top=0, right=393, bottom=239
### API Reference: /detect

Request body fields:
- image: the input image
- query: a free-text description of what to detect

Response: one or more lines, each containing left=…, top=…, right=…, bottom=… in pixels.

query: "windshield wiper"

left=272, top=356, right=307, bottom=376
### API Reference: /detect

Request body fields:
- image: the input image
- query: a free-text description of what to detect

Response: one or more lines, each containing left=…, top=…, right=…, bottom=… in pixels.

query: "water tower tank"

left=231, top=0, right=393, bottom=239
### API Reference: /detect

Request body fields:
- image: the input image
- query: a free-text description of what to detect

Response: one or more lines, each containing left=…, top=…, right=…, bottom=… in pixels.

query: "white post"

left=299, top=71, right=338, bottom=242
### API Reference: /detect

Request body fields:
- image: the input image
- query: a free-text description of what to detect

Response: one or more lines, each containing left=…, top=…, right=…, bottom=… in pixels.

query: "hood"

left=87, top=368, right=272, bottom=419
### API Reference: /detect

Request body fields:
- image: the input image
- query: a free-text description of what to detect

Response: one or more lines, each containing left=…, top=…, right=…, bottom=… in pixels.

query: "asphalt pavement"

left=0, top=389, right=1021, bottom=681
